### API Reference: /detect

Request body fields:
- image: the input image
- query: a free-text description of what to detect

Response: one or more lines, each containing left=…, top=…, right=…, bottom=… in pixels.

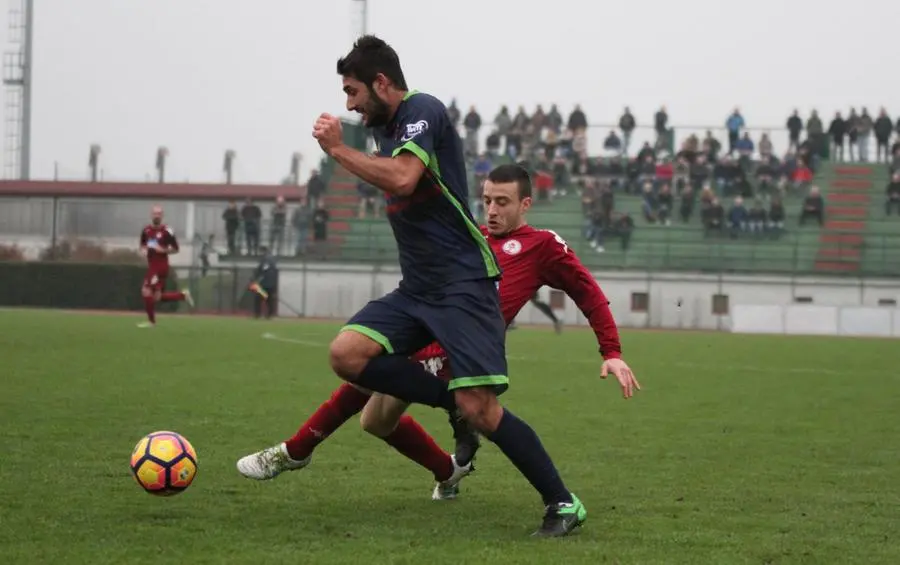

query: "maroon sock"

left=284, top=383, right=370, bottom=460
left=383, top=415, right=454, bottom=481
left=143, top=296, right=156, bottom=323
left=160, top=291, right=185, bottom=302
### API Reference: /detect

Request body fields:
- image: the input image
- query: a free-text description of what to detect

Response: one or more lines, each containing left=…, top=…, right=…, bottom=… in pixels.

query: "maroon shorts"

left=143, top=265, right=169, bottom=292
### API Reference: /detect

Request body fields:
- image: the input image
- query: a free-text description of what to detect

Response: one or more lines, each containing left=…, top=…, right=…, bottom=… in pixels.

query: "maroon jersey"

left=140, top=224, right=178, bottom=270
left=411, top=223, right=622, bottom=368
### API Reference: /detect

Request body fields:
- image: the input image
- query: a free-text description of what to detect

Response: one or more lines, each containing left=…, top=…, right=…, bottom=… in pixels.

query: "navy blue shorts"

left=342, top=278, right=508, bottom=393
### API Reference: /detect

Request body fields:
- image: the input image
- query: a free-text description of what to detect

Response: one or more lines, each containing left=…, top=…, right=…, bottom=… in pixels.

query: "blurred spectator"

left=463, top=106, right=482, bottom=158
left=547, top=104, right=563, bottom=135
left=306, top=169, right=325, bottom=209
left=786, top=110, right=803, bottom=151
left=874, top=108, right=894, bottom=163
left=755, top=156, right=778, bottom=196
left=447, top=99, right=461, bottom=130
left=657, top=184, right=673, bottom=226
left=806, top=110, right=824, bottom=137
left=857, top=107, right=873, bottom=162
left=799, top=186, right=824, bottom=226
left=312, top=204, right=330, bottom=243
left=270, top=195, right=287, bottom=255
left=241, top=197, right=262, bottom=256
left=567, top=104, right=588, bottom=137
left=485, top=131, right=500, bottom=157
left=758, top=133, right=774, bottom=159
left=654, top=106, right=669, bottom=145
left=690, top=155, right=712, bottom=191
left=702, top=197, right=725, bottom=236
left=748, top=199, right=767, bottom=234
left=222, top=200, right=239, bottom=255
left=291, top=199, right=311, bottom=256
left=714, top=155, right=740, bottom=195
left=728, top=196, right=748, bottom=237
left=792, top=159, right=814, bottom=192
left=768, top=197, right=785, bottom=233
left=640, top=183, right=657, bottom=223
left=735, top=132, right=755, bottom=165
left=726, top=108, right=745, bottom=155
left=702, top=130, right=722, bottom=162
left=531, top=105, right=547, bottom=137
left=886, top=173, right=900, bottom=216
left=603, top=131, right=622, bottom=155
left=828, top=112, right=847, bottom=162
left=637, top=142, right=655, bottom=163
left=846, top=108, right=860, bottom=161
left=494, top=106, right=512, bottom=154
left=619, top=107, right=636, bottom=155
left=357, top=180, right=380, bottom=219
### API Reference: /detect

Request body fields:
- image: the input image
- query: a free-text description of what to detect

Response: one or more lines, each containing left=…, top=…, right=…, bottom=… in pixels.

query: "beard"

left=361, top=87, right=392, bottom=128
left=151, top=218, right=161, bottom=226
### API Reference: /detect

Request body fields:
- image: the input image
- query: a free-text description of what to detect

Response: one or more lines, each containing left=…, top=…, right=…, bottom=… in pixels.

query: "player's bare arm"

left=316, top=119, right=424, bottom=196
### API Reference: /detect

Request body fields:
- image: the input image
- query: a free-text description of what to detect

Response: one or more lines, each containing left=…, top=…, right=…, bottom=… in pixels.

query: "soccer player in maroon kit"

left=238, top=165, right=638, bottom=535
left=137, top=206, right=193, bottom=328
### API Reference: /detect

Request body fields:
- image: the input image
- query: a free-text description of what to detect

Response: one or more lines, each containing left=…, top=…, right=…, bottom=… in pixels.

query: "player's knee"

left=328, top=331, right=382, bottom=380
left=358, top=410, right=395, bottom=438
left=141, top=287, right=151, bottom=298
left=453, top=387, right=503, bottom=433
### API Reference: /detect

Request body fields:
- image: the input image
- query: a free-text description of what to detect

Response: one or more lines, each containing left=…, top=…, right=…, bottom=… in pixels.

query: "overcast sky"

left=1, top=0, right=897, bottom=183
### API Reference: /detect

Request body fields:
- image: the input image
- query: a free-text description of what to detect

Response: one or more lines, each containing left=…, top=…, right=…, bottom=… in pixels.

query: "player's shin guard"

left=382, top=415, right=453, bottom=481
left=284, top=383, right=370, bottom=460
left=143, top=296, right=156, bottom=323
left=354, top=356, right=455, bottom=410
left=485, top=409, right=572, bottom=506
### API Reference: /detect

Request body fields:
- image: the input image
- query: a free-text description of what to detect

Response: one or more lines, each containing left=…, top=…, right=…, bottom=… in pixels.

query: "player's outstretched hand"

left=312, top=113, right=343, bottom=155
left=600, top=358, right=641, bottom=399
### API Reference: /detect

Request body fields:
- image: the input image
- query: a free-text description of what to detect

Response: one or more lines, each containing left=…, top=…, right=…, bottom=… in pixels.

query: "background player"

left=138, top=205, right=192, bottom=328
left=308, top=36, right=589, bottom=535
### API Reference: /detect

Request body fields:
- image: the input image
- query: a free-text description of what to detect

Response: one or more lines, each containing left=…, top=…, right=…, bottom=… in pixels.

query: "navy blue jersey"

left=372, top=91, right=500, bottom=292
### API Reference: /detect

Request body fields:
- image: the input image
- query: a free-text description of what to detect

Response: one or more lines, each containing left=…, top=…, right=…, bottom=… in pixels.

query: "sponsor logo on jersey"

left=400, top=120, right=429, bottom=142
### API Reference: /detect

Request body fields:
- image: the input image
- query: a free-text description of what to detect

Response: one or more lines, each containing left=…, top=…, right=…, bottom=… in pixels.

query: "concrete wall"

left=276, top=264, right=900, bottom=332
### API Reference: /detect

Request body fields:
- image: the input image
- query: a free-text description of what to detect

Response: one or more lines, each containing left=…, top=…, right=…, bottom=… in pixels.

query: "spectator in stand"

left=641, top=183, right=658, bottom=223
left=679, top=185, right=695, bottom=223
left=312, top=202, right=330, bottom=243
left=846, top=108, right=860, bottom=161
left=567, top=104, right=588, bottom=137
left=638, top=155, right=656, bottom=188
left=547, top=104, right=563, bottom=135
left=755, top=156, right=777, bottom=196
left=673, top=156, right=690, bottom=191
left=786, top=110, right=803, bottom=151
left=768, top=196, right=785, bottom=235
left=531, top=105, right=547, bottom=139
left=727, top=196, right=748, bottom=237
left=291, top=199, right=311, bottom=256
left=726, top=108, right=745, bottom=155
left=241, top=197, right=262, bottom=256
left=735, top=132, right=755, bottom=168
left=702, top=130, right=722, bottom=162
left=637, top=142, right=655, bottom=163
left=657, top=184, right=674, bottom=226
left=799, top=186, right=824, bottom=226
left=603, top=130, right=622, bottom=155
left=656, top=158, right=674, bottom=188
left=619, top=107, right=636, bottom=155
left=356, top=180, right=380, bottom=219
left=828, top=111, right=847, bottom=162
left=690, top=155, right=712, bottom=192
left=654, top=106, right=669, bottom=146
left=748, top=199, right=767, bottom=235
left=463, top=105, right=482, bottom=158
left=447, top=99, right=461, bottom=130
left=270, top=195, right=288, bottom=255
left=792, top=159, right=814, bottom=192
left=806, top=110, right=824, bottom=138
left=714, top=155, right=740, bottom=195
left=857, top=107, right=874, bottom=162
left=494, top=106, right=512, bottom=154
left=702, top=197, right=725, bottom=236
left=485, top=131, right=501, bottom=157
left=222, top=200, right=240, bottom=255
left=758, top=132, right=774, bottom=160
left=886, top=173, right=900, bottom=216
left=306, top=169, right=325, bottom=209
left=874, top=108, right=894, bottom=163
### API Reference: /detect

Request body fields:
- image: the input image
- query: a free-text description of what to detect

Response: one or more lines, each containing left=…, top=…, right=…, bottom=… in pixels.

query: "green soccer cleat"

left=531, top=494, right=587, bottom=537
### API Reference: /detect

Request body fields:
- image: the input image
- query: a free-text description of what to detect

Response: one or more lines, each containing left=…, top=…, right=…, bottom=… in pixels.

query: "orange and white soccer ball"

left=130, top=431, right=198, bottom=496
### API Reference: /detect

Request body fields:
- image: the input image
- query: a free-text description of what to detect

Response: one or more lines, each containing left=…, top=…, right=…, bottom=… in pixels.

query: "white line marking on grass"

left=261, top=332, right=326, bottom=347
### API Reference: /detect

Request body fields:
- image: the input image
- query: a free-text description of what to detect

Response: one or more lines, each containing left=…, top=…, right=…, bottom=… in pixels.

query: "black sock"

left=485, top=409, right=572, bottom=506
left=354, top=355, right=455, bottom=410
left=532, top=300, right=559, bottom=324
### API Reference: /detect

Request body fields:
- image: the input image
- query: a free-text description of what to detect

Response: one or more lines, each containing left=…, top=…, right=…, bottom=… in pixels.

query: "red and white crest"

left=502, top=239, right=522, bottom=255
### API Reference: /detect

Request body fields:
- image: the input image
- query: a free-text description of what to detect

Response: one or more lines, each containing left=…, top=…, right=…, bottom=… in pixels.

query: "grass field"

left=1, top=309, right=899, bottom=564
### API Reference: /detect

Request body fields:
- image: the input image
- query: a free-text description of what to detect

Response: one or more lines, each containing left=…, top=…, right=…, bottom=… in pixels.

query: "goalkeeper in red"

left=137, top=205, right=193, bottom=328
left=237, top=164, right=639, bottom=537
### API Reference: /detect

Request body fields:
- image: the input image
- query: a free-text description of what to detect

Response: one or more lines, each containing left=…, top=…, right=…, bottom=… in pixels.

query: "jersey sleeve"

left=537, top=231, right=622, bottom=359
left=390, top=96, right=444, bottom=169
left=139, top=229, right=148, bottom=247
left=165, top=227, right=179, bottom=251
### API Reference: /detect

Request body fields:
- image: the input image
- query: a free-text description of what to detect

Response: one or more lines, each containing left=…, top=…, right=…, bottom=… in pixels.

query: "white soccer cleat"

left=137, top=321, right=155, bottom=328
left=182, top=289, right=195, bottom=308
left=236, top=443, right=310, bottom=480
left=431, top=455, right=473, bottom=500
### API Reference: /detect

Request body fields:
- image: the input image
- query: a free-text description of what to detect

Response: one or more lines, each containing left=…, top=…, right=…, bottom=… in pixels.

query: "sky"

left=1, top=0, right=898, bottom=183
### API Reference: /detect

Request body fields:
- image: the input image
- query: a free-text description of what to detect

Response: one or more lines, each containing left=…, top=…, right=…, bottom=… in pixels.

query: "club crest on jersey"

left=502, top=239, right=522, bottom=255
left=400, top=120, right=428, bottom=142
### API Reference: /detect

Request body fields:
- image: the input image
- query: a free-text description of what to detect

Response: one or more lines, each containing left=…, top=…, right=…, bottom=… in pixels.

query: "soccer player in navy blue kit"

left=310, top=36, right=585, bottom=535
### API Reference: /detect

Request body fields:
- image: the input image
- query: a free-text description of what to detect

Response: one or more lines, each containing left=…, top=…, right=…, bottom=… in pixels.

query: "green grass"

left=1, top=310, right=899, bottom=564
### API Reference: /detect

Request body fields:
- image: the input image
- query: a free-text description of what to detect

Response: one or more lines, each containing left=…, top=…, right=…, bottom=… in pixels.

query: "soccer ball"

left=130, top=431, right=198, bottom=496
